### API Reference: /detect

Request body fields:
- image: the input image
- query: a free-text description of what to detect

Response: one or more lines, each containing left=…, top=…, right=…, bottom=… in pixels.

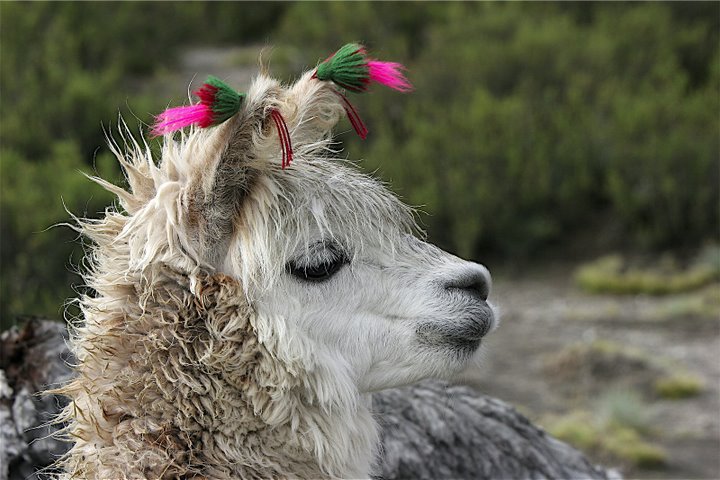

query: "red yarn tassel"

left=270, top=109, right=293, bottom=169
left=335, top=91, right=368, bottom=140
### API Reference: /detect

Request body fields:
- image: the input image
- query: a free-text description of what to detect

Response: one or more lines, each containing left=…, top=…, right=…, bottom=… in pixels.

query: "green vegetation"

left=1, top=3, right=718, bottom=326
left=645, top=284, right=720, bottom=320
left=545, top=392, right=667, bottom=468
left=576, top=247, right=720, bottom=295
left=0, top=3, right=287, bottom=328
left=543, top=340, right=659, bottom=383
left=306, top=2, right=719, bottom=259
left=541, top=342, right=708, bottom=468
left=597, top=390, right=655, bottom=435
left=544, top=339, right=707, bottom=402
left=655, top=374, right=704, bottom=399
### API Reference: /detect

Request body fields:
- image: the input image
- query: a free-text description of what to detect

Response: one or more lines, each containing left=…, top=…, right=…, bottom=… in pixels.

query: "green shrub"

left=576, top=252, right=720, bottom=295
left=644, top=284, right=720, bottom=320
left=603, top=426, right=667, bottom=468
left=275, top=2, right=719, bottom=258
left=0, top=144, right=118, bottom=328
left=655, top=375, right=704, bottom=399
left=0, top=3, right=287, bottom=324
left=544, top=406, right=667, bottom=468
left=597, top=390, right=655, bottom=434
left=548, top=412, right=599, bottom=451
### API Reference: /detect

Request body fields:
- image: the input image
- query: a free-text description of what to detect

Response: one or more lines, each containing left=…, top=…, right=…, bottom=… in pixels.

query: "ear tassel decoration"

left=151, top=77, right=294, bottom=169
left=314, top=43, right=412, bottom=93
left=150, top=43, right=411, bottom=166
left=314, top=43, right=412, bottom=138
left=336, top=92, right=368, bottom=140
left=367, top=60, right=413, bottom=92
left=151, top=76, right=244, bottom=137
left=270, top=109, right=293, bottom=169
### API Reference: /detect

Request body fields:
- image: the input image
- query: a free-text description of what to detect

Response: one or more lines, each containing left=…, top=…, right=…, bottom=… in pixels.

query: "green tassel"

left=315, top=43, right=370, bottom=92
left=197, top=76, right=245, bottom=126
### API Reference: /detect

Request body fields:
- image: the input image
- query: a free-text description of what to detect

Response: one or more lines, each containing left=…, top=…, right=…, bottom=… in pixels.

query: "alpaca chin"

left=454, top=301, right=500, bottom=382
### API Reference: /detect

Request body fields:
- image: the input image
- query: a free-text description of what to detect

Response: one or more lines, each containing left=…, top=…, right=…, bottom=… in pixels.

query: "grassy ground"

left=463, top=255, right=720, bottom=479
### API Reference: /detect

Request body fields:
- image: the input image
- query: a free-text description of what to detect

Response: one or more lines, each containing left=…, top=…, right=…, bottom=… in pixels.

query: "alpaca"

left=57, top=52, right=496, bottom=479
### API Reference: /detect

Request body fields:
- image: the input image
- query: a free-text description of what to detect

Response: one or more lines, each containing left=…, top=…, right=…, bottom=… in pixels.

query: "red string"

left=270, top=109, right=293, bottom=169
left=271, top=110, right=286, bottom=168
left=279, top=112, right=293, bottom=168
left=334, top=91, right=368, bottom=140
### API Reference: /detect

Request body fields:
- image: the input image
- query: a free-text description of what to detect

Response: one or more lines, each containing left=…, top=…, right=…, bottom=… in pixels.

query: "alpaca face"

left=133, top=71, right=496, bottom=395
left=235, top=165, right=497, bottom=393
left=257, top=231, right=496, bottom=393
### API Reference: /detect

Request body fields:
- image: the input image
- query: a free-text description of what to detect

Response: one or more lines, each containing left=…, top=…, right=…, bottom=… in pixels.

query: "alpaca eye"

left=287, top=244, right=348, bottom=283
left=290, top=259, right=346, bottom=282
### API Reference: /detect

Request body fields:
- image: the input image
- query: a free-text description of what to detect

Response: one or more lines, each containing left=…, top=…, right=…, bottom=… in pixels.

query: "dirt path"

left=463, top=264, right=720, bottom=479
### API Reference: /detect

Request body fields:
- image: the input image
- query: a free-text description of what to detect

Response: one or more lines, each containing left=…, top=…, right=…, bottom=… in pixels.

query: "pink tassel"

left=151, top=104, right=212, bottom=137
left=368, top=61, right=413, bottom=92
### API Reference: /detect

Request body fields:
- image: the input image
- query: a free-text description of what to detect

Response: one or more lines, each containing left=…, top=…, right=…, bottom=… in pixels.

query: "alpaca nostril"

left=445, top=266, right=491, bottom=301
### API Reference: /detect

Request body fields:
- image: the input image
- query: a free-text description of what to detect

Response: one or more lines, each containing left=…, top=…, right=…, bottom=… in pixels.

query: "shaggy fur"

left=57, top=70, right=496, bottom=478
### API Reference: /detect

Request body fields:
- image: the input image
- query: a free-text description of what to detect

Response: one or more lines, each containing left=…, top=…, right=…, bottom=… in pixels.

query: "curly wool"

left=60, top=263, right=372, bottom=478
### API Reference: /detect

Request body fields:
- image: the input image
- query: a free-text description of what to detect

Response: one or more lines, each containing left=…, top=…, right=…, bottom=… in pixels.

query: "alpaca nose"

left=445, top=265, right=491, bottom=301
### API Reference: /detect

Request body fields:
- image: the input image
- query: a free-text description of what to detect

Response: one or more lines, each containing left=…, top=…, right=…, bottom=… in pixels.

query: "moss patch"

left=576, top=247, right=720, bottom=296
left=645, top=284, right=720, bottom=320
left=543, top=395, right=667, bottom=469
left=655, top=374, right=704, bottom=399
left=546, top=412, right=667, bottom=468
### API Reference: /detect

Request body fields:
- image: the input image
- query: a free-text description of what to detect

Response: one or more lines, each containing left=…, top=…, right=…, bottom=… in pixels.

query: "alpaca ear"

left=180, top=103, right=267, bottom=267
left=284, top=70, right=346, bottom=143
left=178, top=73, right=346, bottom=267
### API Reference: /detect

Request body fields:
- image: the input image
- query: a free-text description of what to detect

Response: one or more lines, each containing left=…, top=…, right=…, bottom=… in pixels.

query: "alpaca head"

left=106, top=65, right=496, bottom=399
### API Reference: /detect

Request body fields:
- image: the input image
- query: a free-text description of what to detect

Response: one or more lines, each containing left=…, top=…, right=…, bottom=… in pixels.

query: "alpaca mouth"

left=415, top=303, right=494, bottom=349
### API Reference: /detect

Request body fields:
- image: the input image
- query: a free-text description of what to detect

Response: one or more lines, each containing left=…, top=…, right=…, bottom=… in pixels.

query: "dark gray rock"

left=373, top=381, right=619, bottom=479
left=0, top=320, right=619, bottom=480
left=0, top=319, right=73, bottom=480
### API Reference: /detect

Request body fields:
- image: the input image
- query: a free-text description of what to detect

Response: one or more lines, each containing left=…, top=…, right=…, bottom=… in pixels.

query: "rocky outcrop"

left=0, top=319, right=73, bottom=480
left=374, top=382, right=618, bottom=479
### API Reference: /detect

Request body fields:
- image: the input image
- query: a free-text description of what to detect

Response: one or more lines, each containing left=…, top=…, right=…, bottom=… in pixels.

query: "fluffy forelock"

left=90, top=71, right=420, bottom=296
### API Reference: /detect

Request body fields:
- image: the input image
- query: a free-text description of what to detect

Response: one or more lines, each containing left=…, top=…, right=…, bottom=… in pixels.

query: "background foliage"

left=1, top=2, right=718, bottom=327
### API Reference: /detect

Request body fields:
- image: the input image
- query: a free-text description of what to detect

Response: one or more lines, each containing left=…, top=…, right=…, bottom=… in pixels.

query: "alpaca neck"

left=60, top=268, right=378, bottom=478
left=257, top=387, right=378, bottom=478
left=247, top=314, right=380, bottom=477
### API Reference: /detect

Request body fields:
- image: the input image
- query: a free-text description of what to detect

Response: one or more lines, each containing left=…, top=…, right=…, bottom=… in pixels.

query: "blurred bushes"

left=309, top=3, right=718, bottom=259
left=0, top=146, right=115, bottom=320
left=0, top=2, right=286, bottom=327
left=544, top=395, right=667, bottom=468
left=1, top=2, right=718, bottom=324
left=276, top=3, right=718, bottom=258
